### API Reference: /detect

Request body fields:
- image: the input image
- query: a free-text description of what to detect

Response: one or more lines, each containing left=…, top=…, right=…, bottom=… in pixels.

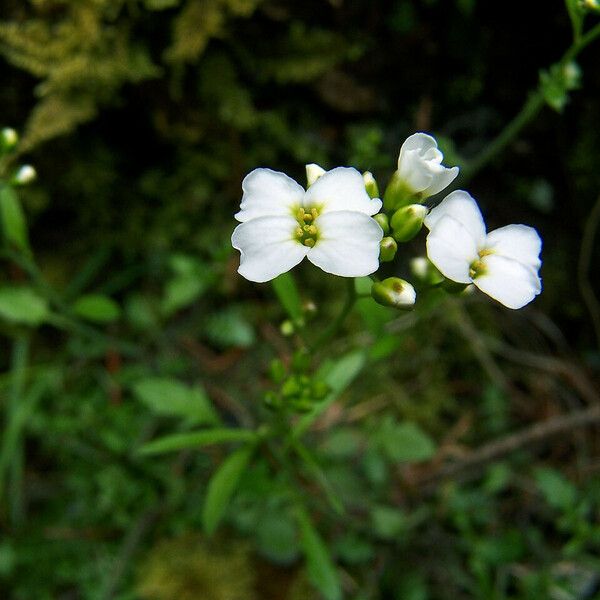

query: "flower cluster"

left=231, top=132, right=542, bottom=310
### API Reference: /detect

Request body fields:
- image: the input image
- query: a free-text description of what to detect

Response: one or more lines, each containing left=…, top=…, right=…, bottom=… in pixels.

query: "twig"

left=418, top=404, right=600, bottom=493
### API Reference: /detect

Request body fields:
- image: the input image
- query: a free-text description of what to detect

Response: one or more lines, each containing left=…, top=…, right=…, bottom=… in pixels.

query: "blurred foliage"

left=1, top=0, right=600, bottom=599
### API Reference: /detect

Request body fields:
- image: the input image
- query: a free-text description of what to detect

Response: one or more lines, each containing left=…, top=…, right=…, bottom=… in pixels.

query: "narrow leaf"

left=296, top=506, right=342, bottom=600
left=203, top=444, right=255, bottom=535
left=133, top=377, right=220, bottom=425
left=73, top=294, right=121, bottom=323
left=272, top=272, right=303, bottom=322
left=0, top=287, right=48, bottom=326
left=138, top=428, right=258, bottom=455
left=0, top=185, right=29, bottom=252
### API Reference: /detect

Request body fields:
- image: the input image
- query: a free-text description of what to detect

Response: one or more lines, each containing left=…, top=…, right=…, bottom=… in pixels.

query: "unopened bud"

left=0, top=128, right=18, bottom=152
left=379, top=237, right=397, bottom=262
left=280, top=319, right=295, bottom=336
left=306, top=163, right=326, bottom=186
left=383, top=171, right=418, bottom=211
left=371, top=277, right=416, bottom=310
left=363, top=171, right=380, bottom=199
left=12, top=165, right=37, bottom=186
left=410, top=257, right=444, bottom=285
left=373, top=213, right=390, bottom=234
left=391, top=204, right=428, bottom=242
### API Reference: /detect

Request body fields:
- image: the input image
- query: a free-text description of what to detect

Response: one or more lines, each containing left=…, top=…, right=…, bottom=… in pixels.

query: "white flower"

left=397, top=133, right=459, bottom=199
left=424, top=190, right=542, bottom=309
left=232, top=167, right=384, bottom=283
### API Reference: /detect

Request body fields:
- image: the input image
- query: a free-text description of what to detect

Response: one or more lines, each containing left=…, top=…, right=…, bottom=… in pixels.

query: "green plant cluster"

left=1, top=1, right=600, bottom=599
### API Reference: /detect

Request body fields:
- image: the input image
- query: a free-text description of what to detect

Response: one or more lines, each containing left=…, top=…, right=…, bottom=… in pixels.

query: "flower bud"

left=363, top=171, right=380, bottom=199
left=0, top=128, right=18, bottom=152
left=383, top=171, right=416, bottom=211
left=306, top=163, right=326, bottom=187
left=391, top=204, right=428, bottom=242
left=371, top=277, right=416, bottom=310
left=12, top=165, right=37, bottom=186
left=280, top=319, right=295, bottom=336
left=410, top=257, right=444, bottom=285
left=373, top=213, right=390, bottom=234
left=379, top=237, right=397, bottom=262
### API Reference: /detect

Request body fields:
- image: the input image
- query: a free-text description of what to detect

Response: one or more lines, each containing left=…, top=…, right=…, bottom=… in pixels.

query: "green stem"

left=460, top=19, right=600, bottom=183
left=311, top=278, right=356, bottom=351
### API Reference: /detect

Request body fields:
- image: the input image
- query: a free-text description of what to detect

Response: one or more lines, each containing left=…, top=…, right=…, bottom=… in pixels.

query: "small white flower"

left=232, top=167, right=384, bottom=283
left=397, top=133, right=459, bottom=199
left=424, top=190, right=542, bottom=309
left=13, top=165, right=37, bottom=185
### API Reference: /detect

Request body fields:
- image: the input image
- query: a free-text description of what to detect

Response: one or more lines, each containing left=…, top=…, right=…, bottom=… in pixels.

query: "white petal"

left=235, top=168, right=304, bottom=223
left=485, top=224, right=542, bottom=270
left=306, top=163, right=326, bottom=186
left=425, top=215, right=479, bottom=283
left=474, top=255, right=542, bottom=309
left=231, top=216, right=308, bottom=283
left=424, top=190, right=486, bottom=248
left=423, top=165, right=459, bottom=197
left=398, top=133, right=438, bottom=164
left=307, top=211, right=383, bottom=277
left=397, top=149, right=434, bottom=193
left=304, top=167, right=382, bottom=216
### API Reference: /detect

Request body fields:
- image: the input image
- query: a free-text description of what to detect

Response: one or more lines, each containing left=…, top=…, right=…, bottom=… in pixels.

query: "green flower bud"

left=311, top=379, right=330, bottom=400
left=263, top=391, right=281, bottom=410
left=12, top=165, right=37, bottom=186
left=280, top=319, right=295, bottom=336
left=0, top=128, right=18, bottom=152
left=383, top=172, right=420, bottom=211
left=363, top=171, right=380, bottom=199
left=379, top=236, right=397, bottom=262
left=410, top=257, right=444, bottom=285
left=281, top=376, right=301, bottom=398
left=373, top=213, right=390, bottom=234
left=371, top=277, right=416, bottom=310
left=391, top=204, right=428, bottom=242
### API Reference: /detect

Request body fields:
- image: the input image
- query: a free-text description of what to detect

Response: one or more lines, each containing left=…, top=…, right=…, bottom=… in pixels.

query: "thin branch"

left=418, top=404, right=600, bottom=493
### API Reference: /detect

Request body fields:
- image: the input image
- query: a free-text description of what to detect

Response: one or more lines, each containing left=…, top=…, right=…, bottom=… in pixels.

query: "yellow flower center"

left=294, top=207, right=320, bottom=247
left=469, top=248, right=493, bottom=279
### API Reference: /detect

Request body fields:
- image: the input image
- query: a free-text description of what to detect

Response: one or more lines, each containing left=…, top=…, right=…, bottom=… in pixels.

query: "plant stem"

left=311, top=278, right=356, bottom=351
left=460, top=20, right=600, bottom=183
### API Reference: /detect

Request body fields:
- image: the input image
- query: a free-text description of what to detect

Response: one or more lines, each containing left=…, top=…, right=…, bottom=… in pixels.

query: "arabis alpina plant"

left=424, top=191, right=542, bottom=309
left=231, top=167, right=383, bottom=282
left=384, top=133, right=459, bottom=210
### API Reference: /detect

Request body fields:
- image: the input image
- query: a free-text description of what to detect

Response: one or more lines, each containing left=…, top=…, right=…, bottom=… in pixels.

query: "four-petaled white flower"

left=232, top=167, right=383, bottom=283
left=397, top=133, right=459, bottom=199
left=424, top=190, right=542, bottom=309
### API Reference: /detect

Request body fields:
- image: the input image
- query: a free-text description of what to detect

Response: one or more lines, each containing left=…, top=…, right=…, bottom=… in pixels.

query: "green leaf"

left=535, top=467, right=578, bottom=511
left=73, top=294, right=121, bottom=323
left=204, top=307, right=255, bottom=348
left=296, top=506, right=342, bottom=600
left=203, top=444, right=255, bottom=535
left=0, top=286, right=48, bottom=326
left=0, top=185, right=29, bottom=251
left=138, top=427, right=257, bottom=455
left=256, top=511, right=299, bottom=564
left=272, top=272, right=303, bottom=322
left=370, top=505, right=407, bottom=540
left=294, top=350, right=366, bottom=439
left=377, top=418, right=436, bottom=463
left=132, top=377, right=220, bottom=425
